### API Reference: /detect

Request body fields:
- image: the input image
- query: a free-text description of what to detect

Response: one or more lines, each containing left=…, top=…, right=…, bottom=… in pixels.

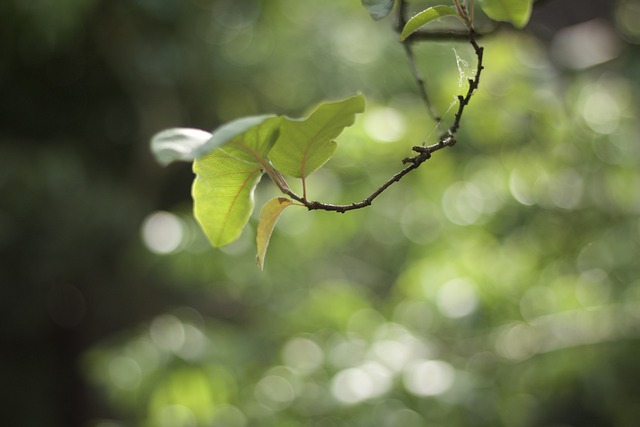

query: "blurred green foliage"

left=2, top=0, right=640, bottom=426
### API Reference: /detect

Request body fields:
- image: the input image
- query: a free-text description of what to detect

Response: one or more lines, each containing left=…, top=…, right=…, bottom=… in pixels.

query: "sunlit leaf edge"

left=400, top=6, right=462, bottom=41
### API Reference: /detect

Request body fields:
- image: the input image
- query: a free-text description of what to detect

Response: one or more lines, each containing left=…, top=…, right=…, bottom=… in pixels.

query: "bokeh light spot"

left=509, top=169, right=536, bottom=206
left=150, top=314, right=186, bottom=353
left=402, top=360, right=455, bottom=397
left=364, top=108, right=407, bottom=143
left=109, top=356, right=142, bottom=390
left=580, top=85, right=622, bottom=134
left=401, top=200, right=441, bottom=244
left=548, top=169, right=584, bottom=209
left=255, top=375, right=295, bottom=409
left=328, top=335, right=368, bottom=369
left=442, top=182, right=485, bottom=225
left=331, top=362, right=392, bottom=405
left=436, top=278, right=479, bottom=319
left=369, top=340, right=412, bottom=373
left=177, top=324, right=207, bottom=361
left=141, top=211, right=184, bottom=254
left=495, top=323, right=539, bottom=361
left=282, top=337, right=324, bottom=374
left=127, top=338, right=160, bottom=374
left=331, top=368, right=372, bottom=405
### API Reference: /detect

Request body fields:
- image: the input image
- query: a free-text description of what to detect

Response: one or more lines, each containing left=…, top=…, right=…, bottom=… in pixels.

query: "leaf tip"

left=255, top=197, right=294, bottom=271
left=256, top=254, right=265, bottom=271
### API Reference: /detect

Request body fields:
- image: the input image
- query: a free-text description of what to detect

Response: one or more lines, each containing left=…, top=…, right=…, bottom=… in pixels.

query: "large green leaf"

left=360, top=0, right=395, bottom=20
left=268, top=94, right=365, bottom=179
left=477, top=0, right=533, bottom=28
left=256, top=197, right=294, bottom=270
left=400, top=6, right=462, bottom=41
left=192, top=116, right=281, bottom=247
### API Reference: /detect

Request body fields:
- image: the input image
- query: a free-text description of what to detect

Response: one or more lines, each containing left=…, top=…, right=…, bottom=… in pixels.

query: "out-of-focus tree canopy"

left=2, top=0, right=640, bottom=426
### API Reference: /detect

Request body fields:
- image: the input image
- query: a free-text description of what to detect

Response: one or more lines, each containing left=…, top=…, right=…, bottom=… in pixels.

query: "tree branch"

left=283, top=11, right=485, bottom=213
left=283, top=137, right=455, bottom=213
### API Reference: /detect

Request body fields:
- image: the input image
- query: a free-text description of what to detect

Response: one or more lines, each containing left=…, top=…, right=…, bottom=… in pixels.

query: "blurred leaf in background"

left=2, top=0, right=640, bottom=427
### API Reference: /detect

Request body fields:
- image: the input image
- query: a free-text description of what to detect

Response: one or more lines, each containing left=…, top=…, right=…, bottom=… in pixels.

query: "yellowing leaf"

left=256, top=197, right=294, bottom=270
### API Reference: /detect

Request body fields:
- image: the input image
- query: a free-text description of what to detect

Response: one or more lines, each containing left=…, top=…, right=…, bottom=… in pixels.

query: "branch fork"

left=284, top=1, right=484, bottom=213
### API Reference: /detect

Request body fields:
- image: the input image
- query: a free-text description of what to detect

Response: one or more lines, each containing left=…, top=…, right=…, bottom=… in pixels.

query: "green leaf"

left=400, top=6, right=462, bottom=41
left=192, top=116, right=281, bottom=247
left=360, top=0, right=395, bottom=20
left=200, top=115, right=277, bottom=158
left=256, top=197, right=294, bottom=270
left=268, top=94, right=365, bottom=179
left=477, top=0, right=533, bottom=28
left=150, top=128, right=213, bottom=166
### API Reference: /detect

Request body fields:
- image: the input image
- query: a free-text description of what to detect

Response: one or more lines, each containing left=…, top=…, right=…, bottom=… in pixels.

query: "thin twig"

left=447, top=28, right=483, bottom=135
left=470, top=0, right=475, bottom=26
left=453, top=0, right=465, bottom=20
left=283, top=137, right=455, bottom=213
left=397, top=0, right=440, bottom=123
left=402, top=43, right=440, bottom=122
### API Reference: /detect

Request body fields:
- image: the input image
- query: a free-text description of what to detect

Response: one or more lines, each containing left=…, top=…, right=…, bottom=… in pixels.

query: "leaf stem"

left=402, top=43, right=441, bottom=123
left=301, top=176, right=308, bottom=202
left=264, top=165, right=290, bottom=194
left=452, top=0, right=466, bottom=21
